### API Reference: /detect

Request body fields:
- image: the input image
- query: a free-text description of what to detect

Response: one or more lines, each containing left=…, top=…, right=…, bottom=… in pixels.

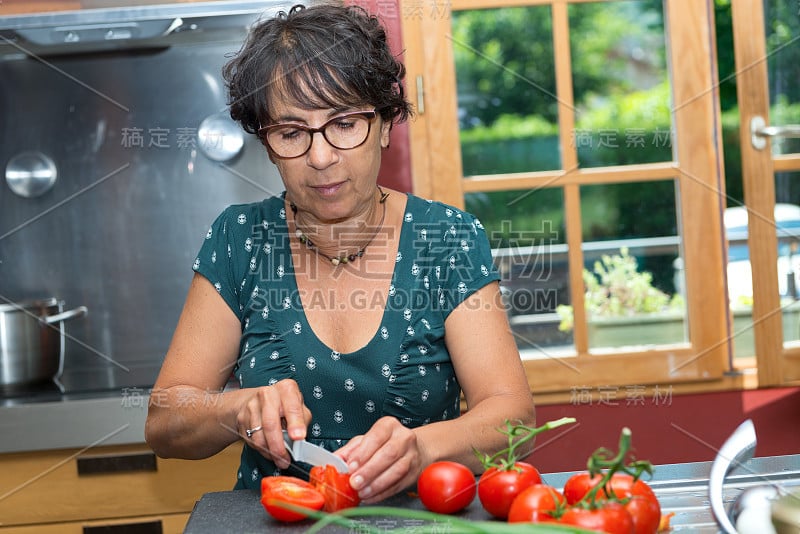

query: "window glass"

left=726, top=183, right=800, bottom=358
left=774, top=172, right=800, bottom=351
left=578, top=180, right=687, bottom=350
left=766, top=0, right=800, bottom=156
left=568, top=0, right=673, bottom=168
left=452, top=6, right=559, bottom=175
left=465, top=189, right=569, bottom=358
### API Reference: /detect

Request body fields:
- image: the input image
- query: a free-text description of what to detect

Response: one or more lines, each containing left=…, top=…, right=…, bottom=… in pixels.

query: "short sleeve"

left=438, top=210, right=500, bottom=315
left=192, top=207, right=244, bottom=319
left=406, top=198, right=500, bottom=318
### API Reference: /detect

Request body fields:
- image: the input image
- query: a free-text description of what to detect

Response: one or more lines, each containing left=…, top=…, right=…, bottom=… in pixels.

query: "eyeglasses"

left=258, top=109, right=378, bottom=159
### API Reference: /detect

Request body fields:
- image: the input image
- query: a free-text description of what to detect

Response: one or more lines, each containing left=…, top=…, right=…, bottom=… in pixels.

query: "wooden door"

left=731, top=0, right=800, bottom=386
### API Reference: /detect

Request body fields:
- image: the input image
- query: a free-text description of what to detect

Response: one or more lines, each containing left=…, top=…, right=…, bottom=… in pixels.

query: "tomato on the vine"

left=563, top=472, right=660, bottom=534
left=625, top=494, right=662, bottom=534
left=507, top=483, right=565, bottom=523
left=560, top=501, right=635, bottom=534
left=604, top=474, right=660, bottom=534
left=309, top=464, right=360, bottom=513
left=563, top=472, right=603, bottom=505
left=471, top=419, right=575, bottom=519
left=607, top=473, right=658, bottom=502
left=477, top=462, right=542, bottom=519
left=417, top=461, right=476, bottom=514
left=260, top=476, right=325, bottom=523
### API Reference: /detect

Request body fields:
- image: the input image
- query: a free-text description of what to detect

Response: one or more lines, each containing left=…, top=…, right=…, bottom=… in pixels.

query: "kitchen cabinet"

left=0, top=515, right=189, bottom=534
left=0, top=443, right=241, bottom=533
left=0, top=1, right=80, bottom=14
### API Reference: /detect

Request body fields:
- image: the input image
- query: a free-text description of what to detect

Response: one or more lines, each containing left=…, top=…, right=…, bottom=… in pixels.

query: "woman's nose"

left=305, top=131, right=338, bottom=168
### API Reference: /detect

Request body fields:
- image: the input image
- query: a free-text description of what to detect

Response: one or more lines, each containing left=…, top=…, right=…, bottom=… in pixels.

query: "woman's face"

left=267, top=100, right=391, bottom=223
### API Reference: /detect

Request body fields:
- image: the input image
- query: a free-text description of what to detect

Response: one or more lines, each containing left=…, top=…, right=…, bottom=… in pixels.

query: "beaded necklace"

left=291, top=186, right=389, bottom=266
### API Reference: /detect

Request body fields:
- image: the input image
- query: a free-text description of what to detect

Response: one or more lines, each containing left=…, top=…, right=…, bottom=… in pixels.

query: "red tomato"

left=606, top=474, right=659, bottom=503
left=507, top=483, right=565, bottom=523
left=260, top=476, right=325, bottom=523
left=309, top=464, right=360, bottom=513
left=624, top=495, right=661, bottom=534
left=477, top=462, right=542, bottom=519
left=417, top=461, right=476, bottom=514
left=563, top=472, right=661, bottom=534
left=560, top=502, right=635, bottom=534
left=563, top=472, right=604, bottom=505
left=605, top=475, right=660, bottom=534
left=564, top=472, right=657, bottom=503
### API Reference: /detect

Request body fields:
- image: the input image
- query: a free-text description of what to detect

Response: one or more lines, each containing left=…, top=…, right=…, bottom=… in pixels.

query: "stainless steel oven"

left=0, top=1, right=290, bottom=398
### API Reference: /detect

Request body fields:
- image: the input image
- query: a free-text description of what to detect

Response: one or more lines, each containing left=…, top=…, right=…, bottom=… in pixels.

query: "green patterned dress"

left=193, top=193, right=500, bottom=490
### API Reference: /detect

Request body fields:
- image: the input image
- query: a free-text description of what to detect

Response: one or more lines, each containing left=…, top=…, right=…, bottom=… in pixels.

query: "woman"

left=145, top=3, right=535, bottom=503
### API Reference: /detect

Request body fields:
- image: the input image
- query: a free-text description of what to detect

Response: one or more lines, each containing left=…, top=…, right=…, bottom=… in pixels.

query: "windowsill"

left=527, top=368, right=759, bottom=406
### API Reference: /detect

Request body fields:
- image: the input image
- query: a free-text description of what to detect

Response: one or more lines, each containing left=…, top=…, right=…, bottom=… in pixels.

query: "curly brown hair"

left=223, top=3, right=412, bottom=135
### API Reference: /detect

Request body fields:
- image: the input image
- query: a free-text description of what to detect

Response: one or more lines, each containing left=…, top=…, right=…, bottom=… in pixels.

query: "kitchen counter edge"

left=0, top=392, right=148, bottom=454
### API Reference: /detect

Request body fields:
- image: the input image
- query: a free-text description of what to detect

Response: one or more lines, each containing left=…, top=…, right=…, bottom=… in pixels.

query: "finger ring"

left=245, top=425, right=262, bottom=438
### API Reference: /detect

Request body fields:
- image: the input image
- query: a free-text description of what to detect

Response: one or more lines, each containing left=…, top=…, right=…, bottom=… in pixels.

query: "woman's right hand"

left=237, top=379, right=312, bottom=469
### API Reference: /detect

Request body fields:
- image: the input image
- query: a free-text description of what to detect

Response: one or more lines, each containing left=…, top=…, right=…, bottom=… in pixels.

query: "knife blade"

left=282, top=430, right=349, bottom=473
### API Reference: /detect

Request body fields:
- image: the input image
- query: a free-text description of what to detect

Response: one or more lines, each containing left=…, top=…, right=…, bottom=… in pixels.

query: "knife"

left=282, top=430, right=349, bottom=473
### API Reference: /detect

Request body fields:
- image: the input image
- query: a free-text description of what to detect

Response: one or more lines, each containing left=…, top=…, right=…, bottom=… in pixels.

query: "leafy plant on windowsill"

left=556, top=247, right=684, bottom=332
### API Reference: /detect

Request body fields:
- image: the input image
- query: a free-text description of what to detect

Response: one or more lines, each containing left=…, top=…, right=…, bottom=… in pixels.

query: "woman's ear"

left=380, top=119, right=392, bottom=149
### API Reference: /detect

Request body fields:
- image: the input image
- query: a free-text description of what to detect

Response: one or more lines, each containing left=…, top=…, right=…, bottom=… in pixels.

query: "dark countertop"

left=184, top=454, right=800, bottom=533
left=186, top=487, right=474, bottom=533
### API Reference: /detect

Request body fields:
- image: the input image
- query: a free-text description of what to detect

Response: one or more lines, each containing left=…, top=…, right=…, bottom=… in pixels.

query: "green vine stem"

left=575, top=427, right=654, bottom=508
left=296, top=504, right=596, bottom=534
left=475, top=417, right=577, bottom=471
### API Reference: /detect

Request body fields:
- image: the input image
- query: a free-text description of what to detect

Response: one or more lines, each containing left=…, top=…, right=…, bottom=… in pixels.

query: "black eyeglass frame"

left=257, top=109, right=379, bottom=159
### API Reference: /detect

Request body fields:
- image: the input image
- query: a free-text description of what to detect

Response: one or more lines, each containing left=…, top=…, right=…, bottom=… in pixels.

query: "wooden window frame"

left=731, top=0, right=800, bottom=385
left=402, top=0, right=743, bottom=397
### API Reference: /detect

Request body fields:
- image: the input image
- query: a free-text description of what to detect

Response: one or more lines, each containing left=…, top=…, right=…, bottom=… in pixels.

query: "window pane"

left=579, top=180, right=687, bottom=350
left=766, top=0, right=800, bottom=156
left=569, top=0, right=673, bottom=167
left=726, top=177, right=800, bottom=357
left=774, top=173, right=800, bottom=350
left=465, top=189, right=570, bottom=358
left=452, top=6, right=560, bottom=175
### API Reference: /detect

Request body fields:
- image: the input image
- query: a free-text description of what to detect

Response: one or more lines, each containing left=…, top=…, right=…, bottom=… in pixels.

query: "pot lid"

left=0, top=298, right=59, bottom=313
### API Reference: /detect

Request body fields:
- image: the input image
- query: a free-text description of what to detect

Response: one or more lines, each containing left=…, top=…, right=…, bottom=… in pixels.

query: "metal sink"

left=544, top=454, right=800, bottom=532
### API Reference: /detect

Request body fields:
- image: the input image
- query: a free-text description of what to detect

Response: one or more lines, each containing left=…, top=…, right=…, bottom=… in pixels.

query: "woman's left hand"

left=335, top=416, right=430, bottom=503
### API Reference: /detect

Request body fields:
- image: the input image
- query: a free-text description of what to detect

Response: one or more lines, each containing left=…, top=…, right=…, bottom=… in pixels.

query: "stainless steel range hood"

left=0, top=0, right=295, bottom=399
left=0, top=1, right=290, bottom=52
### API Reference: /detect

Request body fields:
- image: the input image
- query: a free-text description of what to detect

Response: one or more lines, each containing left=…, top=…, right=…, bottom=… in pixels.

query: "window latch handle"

left=751, top=115, right=800, bottom=150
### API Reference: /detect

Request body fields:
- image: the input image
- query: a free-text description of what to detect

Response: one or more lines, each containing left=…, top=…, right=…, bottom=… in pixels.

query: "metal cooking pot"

left=0, top=298, right=88, bottom=391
